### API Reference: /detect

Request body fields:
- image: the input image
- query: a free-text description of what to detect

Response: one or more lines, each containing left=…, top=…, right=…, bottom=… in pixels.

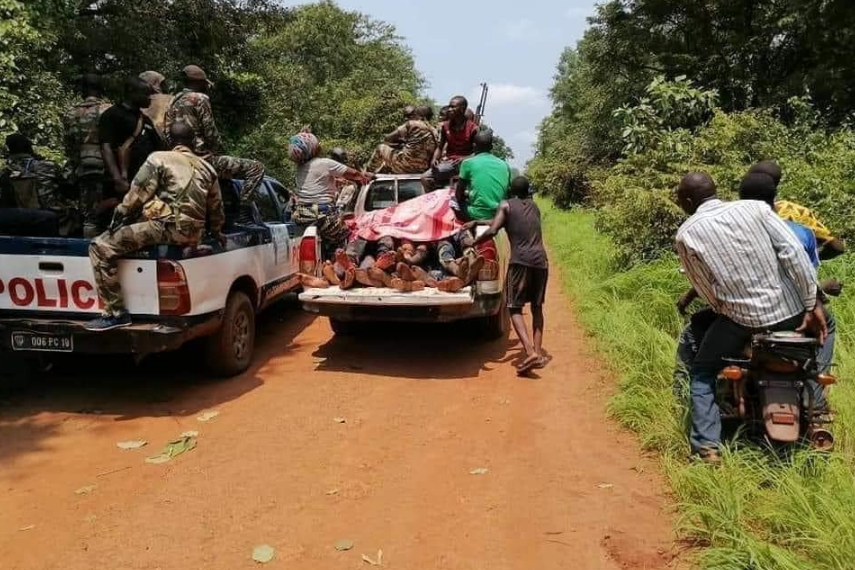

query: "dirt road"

left=0, top=273, right=679, bottom=570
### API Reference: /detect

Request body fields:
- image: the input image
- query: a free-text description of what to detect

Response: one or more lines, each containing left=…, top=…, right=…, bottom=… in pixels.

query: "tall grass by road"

left=540, top=201, right=855, bottom=570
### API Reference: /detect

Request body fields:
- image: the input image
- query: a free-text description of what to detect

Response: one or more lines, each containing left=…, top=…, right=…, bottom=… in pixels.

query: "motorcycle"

left=718, top=331, right=836, bottom=450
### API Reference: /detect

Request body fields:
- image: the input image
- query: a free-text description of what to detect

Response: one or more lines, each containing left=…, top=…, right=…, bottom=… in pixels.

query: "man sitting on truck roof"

left=421, top=96, right=479, bottom=192
left=86, top=122, right=226, bottom=331
left=366, top=106, right=438, bottom=175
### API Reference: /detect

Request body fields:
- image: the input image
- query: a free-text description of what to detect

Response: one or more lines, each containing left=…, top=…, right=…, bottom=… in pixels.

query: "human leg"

left=88, top=221, right=169, bottom=325
left=210, top=155, right=265, bottom=200
left=690, top=316, right=754, bottom=454
left=80, top=177, right=107, bottom=238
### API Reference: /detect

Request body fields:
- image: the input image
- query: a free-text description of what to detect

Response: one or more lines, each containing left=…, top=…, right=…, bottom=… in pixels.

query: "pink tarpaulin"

left=353, top=188, right=464, bottom=242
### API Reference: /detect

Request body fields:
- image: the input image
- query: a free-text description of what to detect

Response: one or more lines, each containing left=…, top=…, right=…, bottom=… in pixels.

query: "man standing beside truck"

left=86, top=122, right=225, bottom=332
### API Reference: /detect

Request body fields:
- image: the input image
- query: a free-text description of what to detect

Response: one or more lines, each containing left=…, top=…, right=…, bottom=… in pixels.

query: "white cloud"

left=513, top=130, right=539, bottom=147
left=504, top=18, right=537, bottom=41
left=470, top=84, right=547, bottom=109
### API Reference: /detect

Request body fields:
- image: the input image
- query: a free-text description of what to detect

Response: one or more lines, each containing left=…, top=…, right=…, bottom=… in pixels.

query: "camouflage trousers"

left=209, top=155, right=265, bottom=200
left=366, top=144, right=431, bottom=174
left=89, top=220, right=199, bottom=316
left=80, top=176, right=111, bottom=238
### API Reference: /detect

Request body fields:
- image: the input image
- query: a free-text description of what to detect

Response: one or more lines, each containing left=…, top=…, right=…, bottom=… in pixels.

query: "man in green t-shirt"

left=456, top=129, right=512, bottom=221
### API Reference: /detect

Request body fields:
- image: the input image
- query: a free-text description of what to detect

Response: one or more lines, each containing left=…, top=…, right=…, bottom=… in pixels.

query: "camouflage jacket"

left=163, top=89, right=223, bottom=158
left=0, top=154, right=68, bottom=212
left=117, top=146, right=224, bottom=236
left=62, top=96, right=112, bottom=177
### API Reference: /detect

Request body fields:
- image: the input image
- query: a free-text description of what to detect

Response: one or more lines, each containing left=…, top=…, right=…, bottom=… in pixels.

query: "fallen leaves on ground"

left=145, top=435, right=197, bottom=465
left=74, top=484, right=98, bottom=496
left=196, top=410, right=220, bottom=422
left=116, top=440, right=147, bottom=450
left=180, top=430, right=199, bottom=438
left=252, top=544, right=275, bottom=563
left=469, top=467, right=489, bottom=475
left=18, top=525, right=35, bottom=532
left=333, top=417, right=346, bottom=424
left=335, top=539, right=354, bottom=551
left=326, top=488, right=340, bottom=496
left=597, top=483, right=614, bottom=489
left=362, top=549, right=383, bottom=565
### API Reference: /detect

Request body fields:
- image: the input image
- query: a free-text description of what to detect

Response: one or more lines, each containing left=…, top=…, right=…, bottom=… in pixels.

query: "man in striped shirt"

left=675, top=172, right=828, bottom=462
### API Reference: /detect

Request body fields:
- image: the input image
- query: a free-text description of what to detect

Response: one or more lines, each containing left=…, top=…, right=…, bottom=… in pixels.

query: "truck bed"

left=299, top=286, right=474, bottom=307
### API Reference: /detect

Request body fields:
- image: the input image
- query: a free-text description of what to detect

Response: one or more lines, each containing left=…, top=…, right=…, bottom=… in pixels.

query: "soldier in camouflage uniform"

left=164, top=65, right=264, bottom=201
left=63, top=74, right=113, bottom=237
left=86, top=122, right=225, bottom=331
left=366, top=106, right=439, bottom=174
left=0, top=134, right=77, bottom=236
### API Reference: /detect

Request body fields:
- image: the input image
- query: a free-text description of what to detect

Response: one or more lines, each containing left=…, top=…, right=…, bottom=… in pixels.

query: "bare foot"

left=335, top=249, right=354, bottom=270
left=410, top=266, right=438, bottom=287
left=375, top=251, right=398, bottom=271
left=436, top=277, right=465, bottom=292
left=533, top=354, right=552, bottom=369
left=391, top=278, right=426, bottom=292
left=396, top=262, right=417, bottom=282
left=368, top=267, right=394, bottom=287
left=322, top=262, right=341, bottom=286
left=355, top=268, right=381, bottom=287
left=464, top=256, right=485, bottom=285
left=300, top=274, right=330, bottom=289
left=517, top=354, right=540, bottom=375
left=340, top=267, right=357, bottom=290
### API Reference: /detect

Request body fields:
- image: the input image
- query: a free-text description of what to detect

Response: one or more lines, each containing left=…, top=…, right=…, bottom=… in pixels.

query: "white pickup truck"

left=0, top=177, right=320, bottom=377
left=299, top=174, right=510, bottom=338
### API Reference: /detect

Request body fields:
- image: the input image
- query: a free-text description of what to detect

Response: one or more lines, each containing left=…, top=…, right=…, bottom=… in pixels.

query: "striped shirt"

left=676, top=199, right=818, bottom=329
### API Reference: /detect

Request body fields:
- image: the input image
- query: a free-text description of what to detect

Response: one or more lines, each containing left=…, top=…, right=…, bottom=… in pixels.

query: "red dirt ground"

left=0, top=270, right=681, bottom=569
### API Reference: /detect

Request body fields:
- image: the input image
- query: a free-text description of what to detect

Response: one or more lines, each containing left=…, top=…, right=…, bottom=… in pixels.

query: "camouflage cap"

left=181, top=65, right=214, bottom=88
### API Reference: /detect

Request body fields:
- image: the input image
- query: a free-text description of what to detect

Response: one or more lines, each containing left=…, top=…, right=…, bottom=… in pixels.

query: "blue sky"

left=280, top=0, right=599, bottom=166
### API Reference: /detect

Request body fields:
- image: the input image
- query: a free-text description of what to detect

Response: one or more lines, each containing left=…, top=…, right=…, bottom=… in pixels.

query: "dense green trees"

left=4, top=0, right=517, bottom=182
left=530, top=0, right=855, bottom=264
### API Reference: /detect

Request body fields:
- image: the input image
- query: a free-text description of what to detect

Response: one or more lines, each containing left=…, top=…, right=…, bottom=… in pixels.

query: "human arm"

left=472, top=202, right=509, bottom=245
left=207, top=179, right=226, bottom=245
left=197, top=96, right=223, bottom=154
left=455, top=158, right=471, bottom=204
left=98, top=110, right=130, bottom=194
left=115, top=159, right=159, bottom=217
left=432, top=128, right=447, bottom=166
left=677, top=288, right=699, bottom=315
left=384, top=124, right=407, bottom=145
left=762, top=206, right=819, bottom=311
left=675, top=237, right=719, bottom=312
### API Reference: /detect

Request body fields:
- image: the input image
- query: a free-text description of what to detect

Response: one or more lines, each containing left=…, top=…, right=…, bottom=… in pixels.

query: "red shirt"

left=442, top=120, right=478, bottom=161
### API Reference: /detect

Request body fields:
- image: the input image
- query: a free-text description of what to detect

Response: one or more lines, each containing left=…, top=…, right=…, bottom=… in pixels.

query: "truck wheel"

left=480, top=293, right=511, bottom=340
left=206, top=291, right=255, bottom=377
left=329, top=318, right=356, bottom=336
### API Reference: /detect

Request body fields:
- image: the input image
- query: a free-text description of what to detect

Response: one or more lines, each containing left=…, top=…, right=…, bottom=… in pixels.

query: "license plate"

left=11, top=332, right=73, bottom=353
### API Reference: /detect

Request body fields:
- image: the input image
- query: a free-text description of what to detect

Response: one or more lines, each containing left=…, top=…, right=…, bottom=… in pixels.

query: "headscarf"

left=288, top=132, right=320, bottom=164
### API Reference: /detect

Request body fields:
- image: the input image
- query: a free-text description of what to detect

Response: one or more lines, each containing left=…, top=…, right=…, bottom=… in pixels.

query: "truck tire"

left=329, top=318, right=357, bottom=336
left=480, top=292, right=511, bottom=340
left=206, top=291, right=255, bottom=377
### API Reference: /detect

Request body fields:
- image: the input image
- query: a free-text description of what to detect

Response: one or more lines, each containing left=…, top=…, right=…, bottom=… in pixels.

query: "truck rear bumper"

left=299, top=287, right=503, bottom=323
left=0, top=312, right=222, bottom=355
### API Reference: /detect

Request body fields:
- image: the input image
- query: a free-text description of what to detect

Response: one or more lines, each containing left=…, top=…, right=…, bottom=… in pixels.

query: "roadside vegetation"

left=531, top=1, right=855, bottom=568
left=540, top=205, right=855, bottom=570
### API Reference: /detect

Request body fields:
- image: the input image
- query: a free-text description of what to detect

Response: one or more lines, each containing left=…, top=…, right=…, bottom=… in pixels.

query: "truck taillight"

left=157, top=260, right=191, bottom=316
left=299, top=237, right=317, bottom=274
left=475, top=239, right=499, bottom=282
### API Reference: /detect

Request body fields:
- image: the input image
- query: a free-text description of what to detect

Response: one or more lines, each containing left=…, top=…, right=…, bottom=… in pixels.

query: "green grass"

left=540, top=200, right=855, bottom=570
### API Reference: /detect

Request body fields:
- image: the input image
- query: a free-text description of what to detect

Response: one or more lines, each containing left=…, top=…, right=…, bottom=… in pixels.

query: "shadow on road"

left=311, top=320, right=520, bottom=380
left=0, top=300, right=315, bottom=465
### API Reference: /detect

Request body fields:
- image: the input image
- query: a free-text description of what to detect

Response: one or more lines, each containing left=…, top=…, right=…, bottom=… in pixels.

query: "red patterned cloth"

left=353, top=188, right=463, bottom=242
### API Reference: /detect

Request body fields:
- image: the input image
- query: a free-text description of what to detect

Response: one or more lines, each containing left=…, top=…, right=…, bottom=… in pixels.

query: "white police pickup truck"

left=0, top=177, right=320, bottom=377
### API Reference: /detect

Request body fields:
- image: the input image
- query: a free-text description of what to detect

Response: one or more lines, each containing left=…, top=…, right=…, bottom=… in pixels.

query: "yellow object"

left=776, top=200, right=835, bottom=242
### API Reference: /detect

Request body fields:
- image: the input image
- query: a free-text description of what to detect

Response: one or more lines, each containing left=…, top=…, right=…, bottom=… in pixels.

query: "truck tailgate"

left=299, top=286, right=474, bottom=307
